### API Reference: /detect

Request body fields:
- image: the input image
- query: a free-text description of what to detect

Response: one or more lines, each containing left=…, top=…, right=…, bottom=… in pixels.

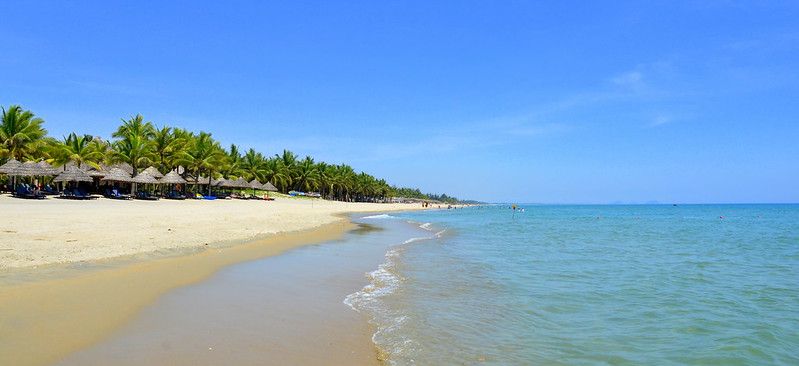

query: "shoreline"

left=0, top=198, right=436, bottom=366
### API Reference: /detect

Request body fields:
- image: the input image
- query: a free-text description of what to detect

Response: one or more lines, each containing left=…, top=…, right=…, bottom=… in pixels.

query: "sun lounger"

left=106, top=188, right=132, bottom=200
left=135, top=191, right=159, bottom=201
left=164, top=191, right=186, bottom=200
left=13, top=186, right=45, bottom=199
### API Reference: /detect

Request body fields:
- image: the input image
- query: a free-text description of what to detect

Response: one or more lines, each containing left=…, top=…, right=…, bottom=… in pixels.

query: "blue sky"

left=1, top=1, right=797, bottom=203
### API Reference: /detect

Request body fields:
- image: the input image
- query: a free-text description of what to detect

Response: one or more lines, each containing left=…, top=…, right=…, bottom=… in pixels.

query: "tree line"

left=1, top=105, right=464, bottom=203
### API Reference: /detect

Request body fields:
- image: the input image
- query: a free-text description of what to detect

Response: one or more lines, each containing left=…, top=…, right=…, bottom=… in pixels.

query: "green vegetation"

left=1, top=105, right=468, bottom=203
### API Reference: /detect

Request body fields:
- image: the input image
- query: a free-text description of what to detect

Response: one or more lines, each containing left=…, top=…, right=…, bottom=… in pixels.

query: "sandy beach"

left=0, top=196, right=430, bottom=366
left=0, top=195, right=426, bottom=270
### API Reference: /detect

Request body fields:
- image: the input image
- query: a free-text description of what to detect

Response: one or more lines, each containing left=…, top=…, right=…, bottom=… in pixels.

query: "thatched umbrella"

left=8, top=161, right=47, bottom=177
left=0, top=158, right=22, bottom=190
left=233, top=177, right=250, bottom=189
left=110, top=163, right=134, bottom=175
left=132, top=171, right=159, bottom=184
left=261, top=181, right=278, bottom=199
left=248, top=179, right=262, bottom=196
left=0, top=158, right=21, bottom=174
left=85, top=167, right=107, bottom=178
left=53, top=165, right=93, bottom=183
left=37, top=161, right=59, bottom=176
left=101, top=168, right=133, bottom=183
left=160, top=171, right=187, bottom=184
left=218, top=179, right=236, bottom=188
left=141, top=166, right=164, bottom=179
left=132, top=171, right=161, bottom=197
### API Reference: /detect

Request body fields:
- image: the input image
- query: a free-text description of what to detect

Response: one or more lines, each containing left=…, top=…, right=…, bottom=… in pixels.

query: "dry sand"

left=0, top=195, right=426, bottom=270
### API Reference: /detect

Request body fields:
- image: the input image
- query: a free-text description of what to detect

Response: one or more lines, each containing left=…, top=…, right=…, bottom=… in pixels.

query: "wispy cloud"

left=611, top=70, right=644, bottom=89
left=648, top=115, right=672, bottom=128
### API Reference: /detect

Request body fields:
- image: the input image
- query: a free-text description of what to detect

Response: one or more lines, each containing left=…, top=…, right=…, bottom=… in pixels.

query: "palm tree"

left=294, top=156, right=319, bottom=192
left=263, top=158, right=290, bottom=192
left=0, top=105, right=47, bottom=160
left=52, top=133, right=104, bottom=169
left=111, top=115, right=156, bottom=175
left=113, top=114, right=155, bottom=141
left=222, top=144, right=243, bottom=178
left=241, top=148, right=266, bottom=181
left=178, top=132, right=225, bottom=195
left=152, top=126, right=185, bottom=173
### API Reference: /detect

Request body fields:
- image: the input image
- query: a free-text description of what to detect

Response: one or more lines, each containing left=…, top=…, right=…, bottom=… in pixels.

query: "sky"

left=1, top=1, right=797, bottom=203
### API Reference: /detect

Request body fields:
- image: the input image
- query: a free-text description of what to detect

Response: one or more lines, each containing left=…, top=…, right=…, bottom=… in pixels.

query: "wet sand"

left=55, top=219, right=420, bottom=366
left=0, top=220, right=361, bottom=366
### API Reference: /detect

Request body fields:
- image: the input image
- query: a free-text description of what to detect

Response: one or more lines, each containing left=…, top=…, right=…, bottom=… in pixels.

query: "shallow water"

left=350, top=205, right=799, bottom=365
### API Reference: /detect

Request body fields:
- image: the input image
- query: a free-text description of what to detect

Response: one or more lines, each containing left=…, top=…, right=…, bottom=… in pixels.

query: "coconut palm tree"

left=178, top=132, right=225, bottom=195
left=0, top=105, right=47, bottom=160
left=240, top=148, right=266, bottom=181
left=263, top=158, right=290, bottom=192
left=111, top=115, right=156, bottom=175
left=113, top=114, right=155, bottom=141
left=293, top=156, right=319, bottom=192
left=222, top=144, right=243, bottom=179
left=152, top=126, right=185, bottom=173
left=52, top=133, right=104, bottom=169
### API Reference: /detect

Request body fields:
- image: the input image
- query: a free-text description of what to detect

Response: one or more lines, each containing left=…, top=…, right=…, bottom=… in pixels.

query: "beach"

left=0, top=195, right=427, bottom=270
left=0, top=196, right=431, bottom=366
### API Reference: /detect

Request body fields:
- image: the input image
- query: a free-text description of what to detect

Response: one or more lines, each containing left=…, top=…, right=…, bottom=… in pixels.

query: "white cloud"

left=648, top=115, right=672, bottom=127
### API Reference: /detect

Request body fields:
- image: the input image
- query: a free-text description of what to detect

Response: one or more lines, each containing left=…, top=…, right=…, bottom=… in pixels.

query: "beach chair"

left=108, top=188, right=132, bottom=200
left=165, top=190, right=186, bottom=200
left=13, top=185, right=45, bottom=199
left=73, top=188, right=94, bottom=200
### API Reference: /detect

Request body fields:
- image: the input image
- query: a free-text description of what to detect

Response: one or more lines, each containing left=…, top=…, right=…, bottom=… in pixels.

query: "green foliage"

left=0, top=104, right=469, bottom=203
left=0, top=105, right=47, bottom=161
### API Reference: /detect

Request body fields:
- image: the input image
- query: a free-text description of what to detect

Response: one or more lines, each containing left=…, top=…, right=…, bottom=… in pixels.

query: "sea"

left=347, top=205, right=799, bottom=365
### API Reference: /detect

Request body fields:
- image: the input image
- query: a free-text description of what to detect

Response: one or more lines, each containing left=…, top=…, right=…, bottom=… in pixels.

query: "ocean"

left=348, top=205, right=799, bottom=365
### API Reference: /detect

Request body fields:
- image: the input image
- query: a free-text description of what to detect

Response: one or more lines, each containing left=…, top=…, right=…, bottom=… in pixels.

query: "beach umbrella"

left=219, top=179, right=236, bottom=188
left=160, top=171, right=187, bottom=184
left=261, top=182, right=278, bottom=192
left=110, top=163, right=134, bottom=175
left=0, top=158, right=22, bottom=189
left=85, top=167, right=107, bottom=178
left=132, top=171, right=160, bottom=184
left=36, top=161, right=59, bottom=176
left=233, top=177, right=249, bottom=188
left=0, top=158, right=21, bottom=174
left=7, top=161, right=45, bottom=177
left=248, top=179, right=262, bottom=196
left=53, top=165, right=93, bottom=183
left=260, top=181, right=278, bottom=199
left=100, top=167, right=133, bottom=182
left=141, top=166, right=164, bottom=179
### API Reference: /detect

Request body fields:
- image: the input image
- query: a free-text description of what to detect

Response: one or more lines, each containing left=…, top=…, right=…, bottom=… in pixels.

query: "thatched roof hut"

left=110, top=163, right=134, bottom=175
left=37, top=161, right=59, bottom=176
left=248, top=179, right=262, bottom=189
left=100, top=168, right=133, bottom=182
left=0, top=158, right=21, bottom=174
left=232, top=177, right=250, bottom=188
left=141, top=166, right=164, bottom=178
left=160, top=171, right=187, bottom=184
left=132, top=171, right=160, bottom=184
left=53, top=166, right=93, bottom=183
left=261, top=182, right=278, bottom=192
left=7, top=161, right=53, bottom=177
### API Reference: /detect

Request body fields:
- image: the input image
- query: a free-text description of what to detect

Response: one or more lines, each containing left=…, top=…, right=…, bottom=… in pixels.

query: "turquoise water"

left=348, top=205, right=799, bottom=365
